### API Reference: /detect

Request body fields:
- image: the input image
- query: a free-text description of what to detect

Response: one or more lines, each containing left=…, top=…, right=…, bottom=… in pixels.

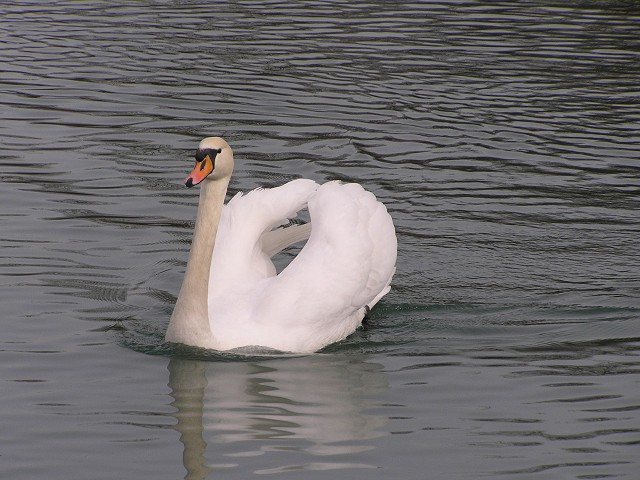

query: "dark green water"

left=1, top=1, right=639, bottom=479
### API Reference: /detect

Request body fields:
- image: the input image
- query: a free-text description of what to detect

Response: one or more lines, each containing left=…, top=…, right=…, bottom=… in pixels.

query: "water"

left=2, top=1, right=639, bottom=478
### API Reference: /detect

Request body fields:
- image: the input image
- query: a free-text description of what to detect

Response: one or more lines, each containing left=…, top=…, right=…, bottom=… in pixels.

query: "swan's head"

left=185, top=137, right=234, bottom=187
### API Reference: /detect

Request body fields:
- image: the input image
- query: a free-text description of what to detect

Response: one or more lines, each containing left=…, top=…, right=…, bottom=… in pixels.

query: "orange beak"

left=184, top=155, right=214, bottom=188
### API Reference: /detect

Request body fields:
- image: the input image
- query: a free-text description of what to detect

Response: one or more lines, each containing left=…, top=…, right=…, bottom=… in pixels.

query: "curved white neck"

left=166, top=176, right=230, bottom=347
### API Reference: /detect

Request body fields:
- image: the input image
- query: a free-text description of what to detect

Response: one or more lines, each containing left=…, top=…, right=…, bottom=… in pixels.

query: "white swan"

left=165, top=137, right=397, bottom=353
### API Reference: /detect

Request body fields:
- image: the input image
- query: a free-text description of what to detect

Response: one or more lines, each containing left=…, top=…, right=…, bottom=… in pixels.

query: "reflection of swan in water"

left=168, top=359, right=211, bottom=480
left=167, top=355, right=388, bottom=478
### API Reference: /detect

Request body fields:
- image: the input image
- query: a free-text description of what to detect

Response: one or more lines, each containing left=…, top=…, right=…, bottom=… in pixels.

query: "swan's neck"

left=166, top=176, right=230, bottom=347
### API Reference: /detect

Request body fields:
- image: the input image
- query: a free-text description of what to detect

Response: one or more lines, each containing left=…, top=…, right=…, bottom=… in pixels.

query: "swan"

left=165, top=137, right=397, bottom=353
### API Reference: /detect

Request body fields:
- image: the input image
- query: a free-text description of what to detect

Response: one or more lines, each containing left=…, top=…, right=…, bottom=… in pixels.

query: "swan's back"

left=209, top=180, right=397, bottom=352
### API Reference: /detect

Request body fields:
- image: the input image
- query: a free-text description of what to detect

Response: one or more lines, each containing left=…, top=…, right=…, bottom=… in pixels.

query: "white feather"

left=207, top=179, right=397, bottom=352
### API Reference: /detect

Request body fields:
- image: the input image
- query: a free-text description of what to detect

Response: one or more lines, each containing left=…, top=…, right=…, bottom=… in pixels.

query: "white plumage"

left=166, top=137, right=397, bottom=353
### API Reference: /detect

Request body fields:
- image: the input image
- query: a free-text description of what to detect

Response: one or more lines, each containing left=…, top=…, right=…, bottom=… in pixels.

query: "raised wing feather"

left=254, top=181, right=397, bottom=351
left=207, top=179, right=396, bottom=353
left=209, top=178, right=318, bottom=283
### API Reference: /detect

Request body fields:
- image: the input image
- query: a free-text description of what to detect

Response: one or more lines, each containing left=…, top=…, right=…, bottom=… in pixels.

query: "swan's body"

left=166, top=137, right=397, bottom=353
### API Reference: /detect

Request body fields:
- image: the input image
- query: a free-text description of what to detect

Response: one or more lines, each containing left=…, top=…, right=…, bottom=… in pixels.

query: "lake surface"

left=2, top=1, right=639, bottom=479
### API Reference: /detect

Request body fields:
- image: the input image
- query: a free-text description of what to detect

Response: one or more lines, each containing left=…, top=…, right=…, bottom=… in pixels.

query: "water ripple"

left=2, top=2, right=640, bottom=479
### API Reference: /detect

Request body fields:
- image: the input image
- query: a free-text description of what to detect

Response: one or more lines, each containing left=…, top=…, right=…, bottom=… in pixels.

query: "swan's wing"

left=208, top=178, right=319, bottom=304
left=254, top=181, right=397, bottom=351
left=261, top=222, right=312, bottom=257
